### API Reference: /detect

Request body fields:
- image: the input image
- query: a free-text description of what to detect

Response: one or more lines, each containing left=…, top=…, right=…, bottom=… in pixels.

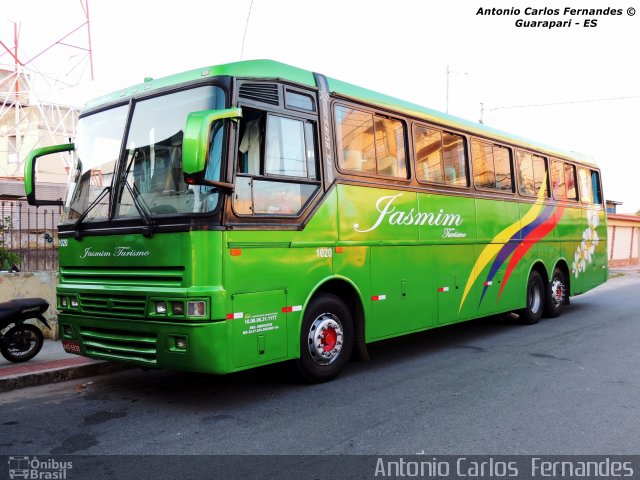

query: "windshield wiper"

left=72, top=186, right=111, bottom=240
left=122, top=181, right=156, bottom=237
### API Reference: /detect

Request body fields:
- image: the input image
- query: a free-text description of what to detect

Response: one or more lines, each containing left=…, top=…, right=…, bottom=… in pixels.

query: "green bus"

left=26, top=60, right=607, bottom=382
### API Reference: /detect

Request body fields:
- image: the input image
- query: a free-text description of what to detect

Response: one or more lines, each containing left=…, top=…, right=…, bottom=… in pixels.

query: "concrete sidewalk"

left=0, top=340, right=130, bottom=393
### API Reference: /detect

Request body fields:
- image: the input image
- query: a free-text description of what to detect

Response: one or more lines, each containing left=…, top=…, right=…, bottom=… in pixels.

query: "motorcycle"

left=0, top=298, right=50, bottom=363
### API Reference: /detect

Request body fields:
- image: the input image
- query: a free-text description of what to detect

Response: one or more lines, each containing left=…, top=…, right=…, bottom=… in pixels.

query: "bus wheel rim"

left=308, top=313, right=344, bottom=366
left=529, top=282, right=541, bottom=313
left=551, top=277, right=565, bottom=308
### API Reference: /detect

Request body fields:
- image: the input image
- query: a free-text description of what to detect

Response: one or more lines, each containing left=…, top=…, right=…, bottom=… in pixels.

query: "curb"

left=0, top=359, right=132, bottom=393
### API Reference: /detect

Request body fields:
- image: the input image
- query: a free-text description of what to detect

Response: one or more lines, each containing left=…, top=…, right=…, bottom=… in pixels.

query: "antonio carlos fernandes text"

left=373, top=457, right=634, bottom=477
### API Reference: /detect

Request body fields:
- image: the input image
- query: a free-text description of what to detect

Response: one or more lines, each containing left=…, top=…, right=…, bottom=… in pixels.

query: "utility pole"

left=446, top=65, right=450, bottom=113
left=446, top=65, right=468, bottom=114
left=14, top=22, right=21, bottom=175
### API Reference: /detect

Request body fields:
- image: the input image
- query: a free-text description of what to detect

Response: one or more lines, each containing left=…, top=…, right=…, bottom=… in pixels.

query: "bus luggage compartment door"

left=230, top=290, right=288, bottom=368
left=369, top=246, right=436, bottom=339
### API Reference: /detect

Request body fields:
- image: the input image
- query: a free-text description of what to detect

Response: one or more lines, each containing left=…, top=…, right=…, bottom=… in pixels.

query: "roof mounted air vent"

left=238, top=83, right=280, bottom=106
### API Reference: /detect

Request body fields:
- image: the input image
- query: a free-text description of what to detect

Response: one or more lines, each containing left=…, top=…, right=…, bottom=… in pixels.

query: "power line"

left=240, top=0, right=254, bottom=61
left=480, top=95, right=640, bottom=124
left=488, top=95, right=640, bottom=112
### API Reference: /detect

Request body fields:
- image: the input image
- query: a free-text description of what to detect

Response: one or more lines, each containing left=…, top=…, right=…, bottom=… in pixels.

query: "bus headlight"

left=187, top=301, right=206, bottom=317
left=155, top=301, right=167, bottom=314
left=172, top=302, right=184, bottom=315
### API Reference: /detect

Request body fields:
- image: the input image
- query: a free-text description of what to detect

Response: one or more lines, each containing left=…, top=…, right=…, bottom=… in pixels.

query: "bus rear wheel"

left=296, top=293, right=354, bottom=383
left=545, top=267, right=567, bottom=318
left=519, top=270, right=545, bottom=325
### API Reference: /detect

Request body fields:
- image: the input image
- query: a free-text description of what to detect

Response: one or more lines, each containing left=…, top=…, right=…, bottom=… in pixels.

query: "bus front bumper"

left=58, top=314, right=231, bottom=374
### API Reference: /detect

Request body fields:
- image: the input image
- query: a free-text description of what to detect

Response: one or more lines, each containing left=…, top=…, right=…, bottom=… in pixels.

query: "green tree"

left=0, top=215, right=20, bottom=271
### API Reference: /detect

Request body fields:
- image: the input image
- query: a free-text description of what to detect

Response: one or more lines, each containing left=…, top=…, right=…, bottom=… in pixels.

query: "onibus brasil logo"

left=8, top=456, right=73, bottom=479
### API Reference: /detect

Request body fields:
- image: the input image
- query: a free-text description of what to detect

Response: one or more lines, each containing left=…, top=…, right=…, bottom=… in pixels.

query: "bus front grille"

left=80, top=326, right=157, bottom=364
left=79, top=293, right=147, bottom=318
left=60, top=266, right=185, bottom=287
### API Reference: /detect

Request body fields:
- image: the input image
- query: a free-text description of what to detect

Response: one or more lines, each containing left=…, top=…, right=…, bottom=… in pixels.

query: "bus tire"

left=519, top=270, right=545, bottom=325
left=545, top=266, right=567, bottom=318
left=296, top=293, right=354, bottom=383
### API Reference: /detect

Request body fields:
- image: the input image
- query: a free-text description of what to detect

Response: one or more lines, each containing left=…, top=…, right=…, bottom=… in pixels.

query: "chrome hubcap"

left=551, top=277, right=565, bottom=308
left=307, top=313, right=344, bottom=365
left=529, top=282, right=541, bottom=314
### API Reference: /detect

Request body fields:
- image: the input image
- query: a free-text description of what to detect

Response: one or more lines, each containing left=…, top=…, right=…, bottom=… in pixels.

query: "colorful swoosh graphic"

left=459, top=184, right=565, bottom=312
left=497, top=203, right=565, bottom=300
left=479, top=203, right=555, bottom=303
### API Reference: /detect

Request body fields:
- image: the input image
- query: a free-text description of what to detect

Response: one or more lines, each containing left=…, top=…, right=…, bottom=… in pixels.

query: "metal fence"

left=0, top=200, right=60, bottom=272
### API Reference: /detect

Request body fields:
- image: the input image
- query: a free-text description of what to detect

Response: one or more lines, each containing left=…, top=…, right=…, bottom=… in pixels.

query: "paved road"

left=2, top=270, right=640, bottom=455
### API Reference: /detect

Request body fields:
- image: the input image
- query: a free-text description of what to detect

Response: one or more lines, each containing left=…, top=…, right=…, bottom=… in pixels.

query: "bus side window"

left=374, top=116, right=407, bottom=178
left=442, top=132, right=468, bottom=187
left=234, top=110, right=320, bottom=217
left=472, top=139, right=512, bottom=192
left=335, top=106, right=376, bottom=175
left=551, top=159, right=566, bottom=200
left=493, top=145, right=513, bottom=192
left=335, top=105, right=408, bottom=179
left=591, top=170, right=602, bottom=204
left=578, top=167, right=594, bottom=204
left=414, top=125, right=444, bottom=184
left=472, top=140, right=495, bottom=189
left=564, top=163, right=577, bottom=200
left=238, top=111, right=264, bottom=175
left=516, top=151, right=548, bottom=197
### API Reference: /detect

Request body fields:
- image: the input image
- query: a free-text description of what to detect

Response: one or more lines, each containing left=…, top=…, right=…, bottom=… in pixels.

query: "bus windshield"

left=61, top=85, right=226, bottom=223
left=62, top=104, right=128, bottom=223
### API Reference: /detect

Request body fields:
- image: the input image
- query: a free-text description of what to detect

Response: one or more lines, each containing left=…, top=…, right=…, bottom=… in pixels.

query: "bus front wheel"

left=519, top=270, right=545, bottom=325
left=296, top=293, right=354, bottom=383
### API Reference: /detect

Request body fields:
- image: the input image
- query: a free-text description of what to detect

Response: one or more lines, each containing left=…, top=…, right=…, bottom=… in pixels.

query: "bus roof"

left=85, top=59, right=596, bottom=167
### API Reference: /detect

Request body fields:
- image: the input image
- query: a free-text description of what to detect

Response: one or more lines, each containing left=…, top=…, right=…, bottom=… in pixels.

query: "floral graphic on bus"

left=571, top=211, right=600, bottom=278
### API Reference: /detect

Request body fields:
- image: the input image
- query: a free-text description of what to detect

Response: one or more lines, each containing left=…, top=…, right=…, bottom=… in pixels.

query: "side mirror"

left=25, top=143, right=75, bottom=206
left=182, top=107, right=242, bottom=178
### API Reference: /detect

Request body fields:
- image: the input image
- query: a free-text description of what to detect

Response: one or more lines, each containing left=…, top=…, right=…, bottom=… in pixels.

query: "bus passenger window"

left=516, top=151, right=547, bottom=196
left=551, top=160, right=566, bottom=200
left=472, top=140, right=496, bottom=189
left=442, top=132, right=468, bottom=187
left=472, top=139, right=513, bottom=192
left=335, top=105, right=407, bottom=179
left=374, top=117, right=407, bottom=178
left=578, top=167, right=594, bottom=203
left=414, top=126, right=444, bottom=183
left=335, top=106, right=376, bottom=174
left=564, top=163, right=577, bottom=200
left=591, top=170, right=602, bottom=204
left=493, top=145, right=513, bottom=192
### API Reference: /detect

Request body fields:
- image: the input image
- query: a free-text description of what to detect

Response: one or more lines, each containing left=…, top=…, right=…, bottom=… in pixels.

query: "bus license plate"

left=62, top=340, right=81, bottom=354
